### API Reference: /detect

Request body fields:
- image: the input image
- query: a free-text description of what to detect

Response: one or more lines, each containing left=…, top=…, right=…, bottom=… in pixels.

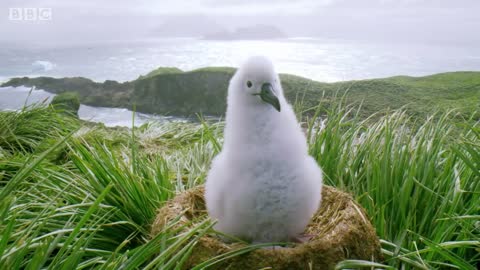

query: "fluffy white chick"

left=205, top=56, right=323, bottom=243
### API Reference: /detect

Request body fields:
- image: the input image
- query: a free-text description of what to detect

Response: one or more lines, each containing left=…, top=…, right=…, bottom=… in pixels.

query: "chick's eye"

left=246, top=81, right=253, bottom=88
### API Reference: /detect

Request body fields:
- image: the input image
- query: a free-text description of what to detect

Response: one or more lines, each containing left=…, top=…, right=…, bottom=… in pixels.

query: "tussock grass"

left=309, top=103, right=480, bottom=269
left=0, top=101, right=478, bottom=269
left=0, top=104, right=78, bottom=154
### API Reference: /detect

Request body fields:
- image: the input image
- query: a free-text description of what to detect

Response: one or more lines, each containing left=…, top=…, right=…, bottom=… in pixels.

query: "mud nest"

left=151, top=185, right=382, bottom=270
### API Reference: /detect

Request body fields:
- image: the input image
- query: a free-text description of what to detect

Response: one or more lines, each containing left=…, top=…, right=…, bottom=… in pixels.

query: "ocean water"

left=0, top=86, right=184, bottom=127
left=1, top=38, right=480, bottom=83
left=1, top=38, right=480, bottom=126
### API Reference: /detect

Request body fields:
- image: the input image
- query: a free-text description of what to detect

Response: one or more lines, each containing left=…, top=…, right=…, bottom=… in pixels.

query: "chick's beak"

left=259, top=83, right=281, bottom=112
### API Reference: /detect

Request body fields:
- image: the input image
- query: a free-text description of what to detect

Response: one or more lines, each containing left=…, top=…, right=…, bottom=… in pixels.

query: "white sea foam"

left=0, top=86, right=54, bottom=110
left=31, top=60, right=56, bottom=72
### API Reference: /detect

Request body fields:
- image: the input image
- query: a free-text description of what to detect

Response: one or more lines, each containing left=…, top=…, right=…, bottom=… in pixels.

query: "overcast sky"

left=1, top=0, right=480, bottom=46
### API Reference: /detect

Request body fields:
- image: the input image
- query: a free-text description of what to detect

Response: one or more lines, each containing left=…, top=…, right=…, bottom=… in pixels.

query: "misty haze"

left=1, top=0, right=480, bottom=83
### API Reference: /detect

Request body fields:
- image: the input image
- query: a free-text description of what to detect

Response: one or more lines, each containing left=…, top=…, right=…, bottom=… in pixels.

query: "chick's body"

left=205, top=56, right=323, bottom=243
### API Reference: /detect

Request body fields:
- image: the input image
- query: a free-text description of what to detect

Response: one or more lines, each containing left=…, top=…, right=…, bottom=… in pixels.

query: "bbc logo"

left=9, top=8, right=52, bottom=21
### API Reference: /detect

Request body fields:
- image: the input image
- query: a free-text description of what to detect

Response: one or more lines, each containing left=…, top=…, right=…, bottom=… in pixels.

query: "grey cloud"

left=0, top=0, right=479, bottom=46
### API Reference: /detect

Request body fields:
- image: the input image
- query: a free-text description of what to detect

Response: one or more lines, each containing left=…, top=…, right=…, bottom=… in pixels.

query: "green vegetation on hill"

left=0, top=104, right=478, bottom=269
left=139, top=67, right=183, bottom=79
left=51, top=91, right=81, bottom=116
left=133, top=67, right=236, bottom=115
left=2, top=69, right=480, bottom=120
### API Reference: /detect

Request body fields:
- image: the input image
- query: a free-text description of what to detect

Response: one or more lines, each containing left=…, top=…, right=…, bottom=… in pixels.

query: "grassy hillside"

left=0, top=104, right=478, bottom=269
left=2, top=70, right=480, bottom=120
left=138, top=67, right=183, bottom=79
left=133, top=67, right=236, bottom=115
